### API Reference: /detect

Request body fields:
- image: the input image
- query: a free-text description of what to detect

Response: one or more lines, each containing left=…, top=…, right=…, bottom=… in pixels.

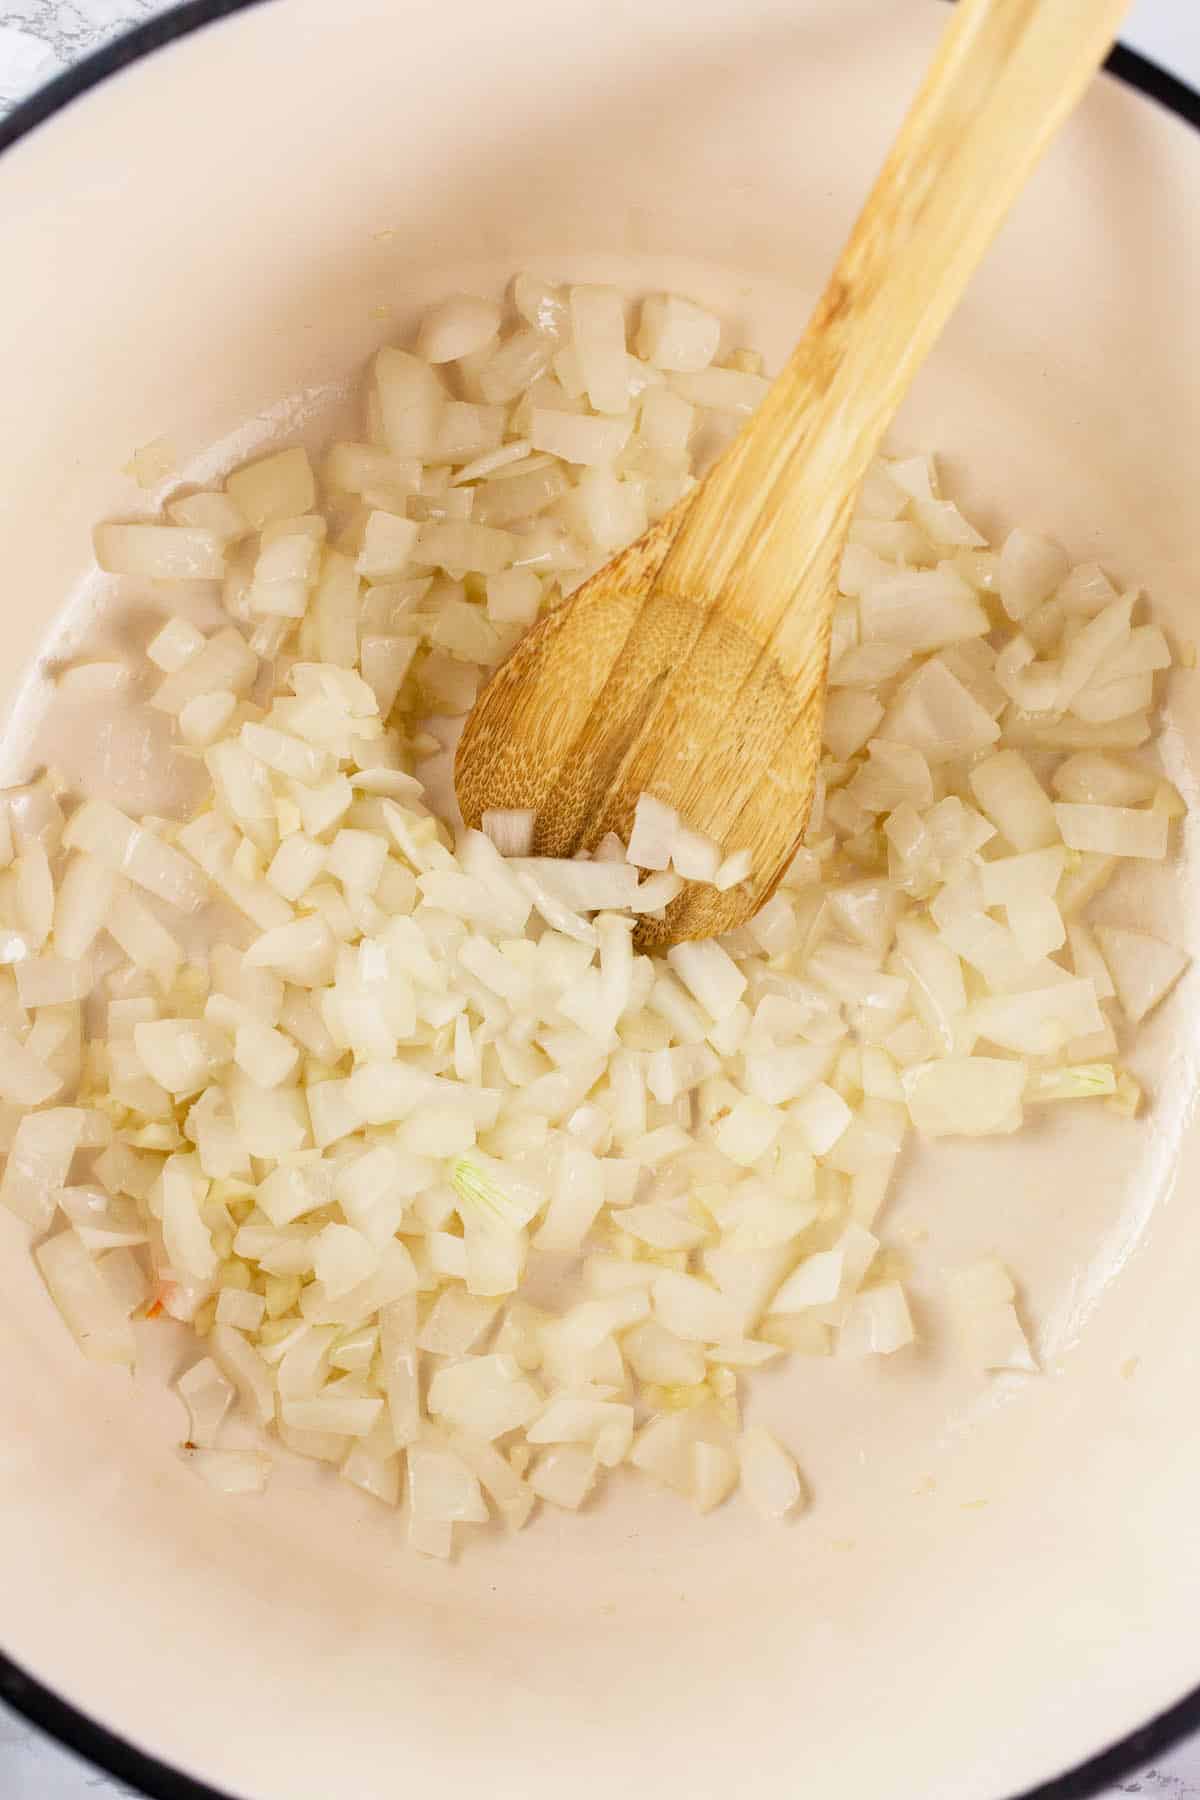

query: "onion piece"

left=53, top=852, right=118, bottom=962
left=169, top=491, right=248, bottom=542
left=417, top=294, right=502, bottom=365
left=216, top=1288, right=266, bottom=1331
left=903, top=1057, right=1027, bottom=1136
left=738, top=1426, right=805, bottom=1520
left=209, top=1324, right=275, bottom=1425
left=534, top=1143, right=605, bottom=1252
left=624, top=1320, right=707, bottom=1386
left=0, top=1025, right=61, bottom=1106
left=183, top=1448, right=272, bottom=1494
left=969, top=751, right=1059, bottom=852
left=838, top=1282, right=915, bottom=1355
left=769, top=1250, right=844, bottom=1314
left=1051, top=752, right=1157, bottom=807
left=859, top=564, right=988, bottom=651
left=341, top=1434, right=401, bottom=1507
left=637, top=294, right=720, bottom=372
left=36, top=1228, right=135, bottom=1366
left=161, top=1154, right=218, bottom=1281
left=570, top=285, right=630, bottom=415
left=177, top=1357, right=236, bottom=1448
left=528, top=1445, right=599, bottom=1510
left=626, top=793, right=677, bottom=871
left=313, top=1223, right=379, bottom=1299
left=473, top=328, right=554, bottom=405
left=653, top=1270, right=741, bottom=1343
left=692, top=1440, right=738, bottom=1513
left=978, top=847, right=1066, bottom=908
left=1094, top=926, right=1189, bottom=1023
left=98, top=1246, right=149, bottom=1314
left=134, top=1019, right=229, bottom=1094
left=995, top=529, right=1069, bottom=622
left=95, top=525, right=225, bottom=581
left=419, top=1291, right=500, bottom=1357
left=948, top=1259, right=1037, bottom=1372
left=428, top=1355, right=541, bottom=1440
left=484, top=567, right=541, bottom=624
left=878, top=659, right=1001, bottom=761
left=667, top=939, right=746, bottom=1022
left=481, top=808, right=535, bottom=857
left=227, top=448, right=315, bottom=527
left=529, top=409, right=633, bottom=467
left=0, top=1106, right=83, bottom=1228
left=527, top=1393, right=634, bottom=1467
left=408, top=1442, right=488, bottom=1523
left=1027, top=1063, right=1116, bottom=1103
left=369, top=1296, right=417, bottom=1450
left=1053, top=803, right=1168, bottom=860
left=509, top=857, right=639, bottom=912
left=714, top=848, right=752, bottom=891
left=449, top=1432, right=535, bottom=1529
left=64, top=800, right=210, bottom=913
left=281, top=1395, right=384, bottom=1437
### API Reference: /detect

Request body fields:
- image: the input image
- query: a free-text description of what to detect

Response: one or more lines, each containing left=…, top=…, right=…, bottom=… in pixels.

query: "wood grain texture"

left=455, top=0, right=1129, bottom=947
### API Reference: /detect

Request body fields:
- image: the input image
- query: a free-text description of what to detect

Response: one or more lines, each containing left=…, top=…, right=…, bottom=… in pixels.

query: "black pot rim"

left=1, top=7, right=1199, bottom=1799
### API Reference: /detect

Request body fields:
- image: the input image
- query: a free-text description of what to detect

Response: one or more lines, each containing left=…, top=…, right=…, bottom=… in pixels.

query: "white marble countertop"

left=1, top=1, right=1199, bottom=1796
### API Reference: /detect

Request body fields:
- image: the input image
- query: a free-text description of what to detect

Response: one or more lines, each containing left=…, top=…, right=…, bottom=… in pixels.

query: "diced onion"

left=183, top=1447, right=272, bottom=1494
left=1094, top=926, right=1189, bottom=1023
left=417, top=294, right=502, bottom=365
left=0, top=1107, right=84, bottom=1229
left=903, top=1058, right=1026, bottom=1136
left=948, top=1260, right=1037, bottom=1372
left=1053, top=802, right=1168, bottom=860
left=36, top=1228, right=135, bottom=1366
left=95, top=525, right=225, bottom=581
left=177, top=1357, right=236, bottom=1448
left=570, top=285, right=631, bottom=415
left=529, top=409, right=633, bottom=467
left=528, top=1445, right=599, bottom=1510
left=738, top=1426, right=805, bottom=1520
left=226, top=448, right=315, bottom=527
left=9, top=274, right=1180, bottom=1564
left=64, top=800, right=210, bottom=913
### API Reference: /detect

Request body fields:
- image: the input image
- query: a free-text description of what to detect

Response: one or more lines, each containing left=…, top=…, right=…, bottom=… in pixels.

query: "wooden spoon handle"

left=662, top=0, right=1129, bottom=671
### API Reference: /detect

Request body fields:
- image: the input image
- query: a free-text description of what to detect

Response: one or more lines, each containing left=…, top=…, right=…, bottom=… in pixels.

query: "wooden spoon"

left=455, top=0, right=1129, bottom=947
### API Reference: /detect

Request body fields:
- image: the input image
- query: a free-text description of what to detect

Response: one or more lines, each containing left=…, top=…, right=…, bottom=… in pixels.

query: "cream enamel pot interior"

left=2, top=3, right=1200, bottom=1798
